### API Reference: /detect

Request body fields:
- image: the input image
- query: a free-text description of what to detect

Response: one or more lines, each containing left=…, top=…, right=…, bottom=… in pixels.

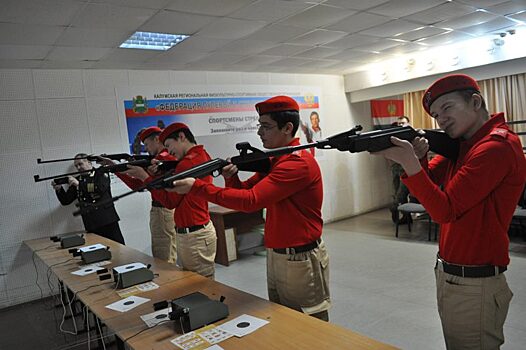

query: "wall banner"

left=117, top=85, right=322, bottom=154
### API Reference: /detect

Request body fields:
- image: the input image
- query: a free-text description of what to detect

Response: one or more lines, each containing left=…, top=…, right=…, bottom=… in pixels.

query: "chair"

left=395, top=203, right=438, bottom=241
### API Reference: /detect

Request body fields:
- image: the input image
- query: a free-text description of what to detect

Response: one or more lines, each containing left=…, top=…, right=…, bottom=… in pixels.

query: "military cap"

left=139, top=126, right=162, bottom=142
left=423, top=74, right=480, bottom=115
left=255, top=95, right=299, bottom=115
left=159, top=122, right=189, bottom=144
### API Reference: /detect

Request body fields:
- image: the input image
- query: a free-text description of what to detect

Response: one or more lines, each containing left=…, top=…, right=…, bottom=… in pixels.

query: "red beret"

left=139, top=126, right=162, bottom=142
left=255, top=95, right=299, bottom=115
left=423, top=74, right=480, bottom=115
left=159, top=122, right=189, bottom=144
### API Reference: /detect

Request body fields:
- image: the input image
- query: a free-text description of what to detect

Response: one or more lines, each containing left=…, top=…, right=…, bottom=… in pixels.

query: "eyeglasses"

left=256, top=123, right=278, bottom=131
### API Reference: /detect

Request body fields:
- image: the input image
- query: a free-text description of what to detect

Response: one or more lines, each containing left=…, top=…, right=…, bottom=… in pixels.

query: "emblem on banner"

left=304, top=93, right=315, bottom=106
left=387, top=102, right=398, bottom=116
left=132, top=95, right=148, bottom=113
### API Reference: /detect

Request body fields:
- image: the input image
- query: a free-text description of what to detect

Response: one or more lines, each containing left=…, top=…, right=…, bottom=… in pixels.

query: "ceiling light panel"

left=119, top=31, right=189, bottom=50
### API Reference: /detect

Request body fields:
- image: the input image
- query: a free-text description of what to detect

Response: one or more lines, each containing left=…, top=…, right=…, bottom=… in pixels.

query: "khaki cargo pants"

left=267, top=239, right=331, bottom=321
left=435, top=268, right=513, bottom=350
left=149, top=206, right=177, bottom=263
left=176, top=221, right=217, bottom=278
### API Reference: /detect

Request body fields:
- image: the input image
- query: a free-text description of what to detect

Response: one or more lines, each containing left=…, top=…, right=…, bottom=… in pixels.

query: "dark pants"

left=92, top=222, right=125, bottom=245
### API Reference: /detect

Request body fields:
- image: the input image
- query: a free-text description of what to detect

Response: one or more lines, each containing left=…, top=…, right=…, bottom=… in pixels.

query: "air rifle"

left=36, top=153, right=152, bottom=164
left=34, top=159, right=179, bottom=183
left=74, top=126, right=458, bottom=216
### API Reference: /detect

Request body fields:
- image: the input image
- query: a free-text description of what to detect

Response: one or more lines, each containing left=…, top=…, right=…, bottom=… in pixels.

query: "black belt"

left=176, top=223, right=208, bottom=234
left=273, top=239, right=321, bottom=255
left=151, top=200, right=164, bottom=208
left=436, top=257, right=506, bottom=278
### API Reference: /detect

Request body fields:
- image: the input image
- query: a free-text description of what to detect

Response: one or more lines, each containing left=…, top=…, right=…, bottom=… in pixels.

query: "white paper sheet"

left=217, top=314, right=269, bottom=337
left=105, top=295, right=150, bottom=312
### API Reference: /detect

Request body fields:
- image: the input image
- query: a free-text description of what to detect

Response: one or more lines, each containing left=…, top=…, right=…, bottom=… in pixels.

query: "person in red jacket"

left=168, top=96, right=331, bottom=321
left=128, top=123, right=217, bottom=278
left=375, top=74, right=526, bottom=349
left=100, top=127, right=177, bottom=263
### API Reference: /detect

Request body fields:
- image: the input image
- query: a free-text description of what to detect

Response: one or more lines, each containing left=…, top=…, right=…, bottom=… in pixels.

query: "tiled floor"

left=1, top=208, right=525, bottom=349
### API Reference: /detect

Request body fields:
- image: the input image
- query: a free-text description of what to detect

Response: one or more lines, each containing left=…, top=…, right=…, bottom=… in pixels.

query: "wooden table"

left=26, top=234, right=399, bottom=350
left=209, top=205, right=265, bottom=266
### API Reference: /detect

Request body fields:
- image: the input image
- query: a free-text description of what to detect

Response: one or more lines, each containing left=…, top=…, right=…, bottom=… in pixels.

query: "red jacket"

left=403, top=113, right=526, bottom=266
left=116, top=149, right=176, bottom=191
left=148, top=145, right=212, bottom=227
left=191, top=138, right=323, bottom=249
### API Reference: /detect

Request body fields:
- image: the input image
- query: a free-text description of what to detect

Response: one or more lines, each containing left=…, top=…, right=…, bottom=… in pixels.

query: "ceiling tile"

left=402, top=2, right=477, bottom=25
left=0, top=0, right=84, bottom=26
left=89, top=61, right=143, bottom=69
left=190, top=52, right=247, bottom=65
left=259, top=44, right=311, bottom=56
left=197, top=18, right=268, bottom=39
left=508, top=11, right=526, bottom=22
left=303, top=58, right=341, bottom=68
left=0, top=60, right=43, bottom=69
left=487, top=1, right=526, bottom=16
left=215, top=39, right=277, bottom=55
left=418, top=30, right=475, bottom=46
left=139, top=10, right=219, bottom=34
left=322, top=0, right=390, bottom=11
left=270, top=57, right=314, bottom=67
left=242, top=24, right=310, bottom=42
left=379, top=42, right=427, bottom=55
left=324, top=12, right=393, bottom=33
left=233, top=55, right=283, bottom=66
left=39, top=60, right=96, bottom=69
left=438, top=11, right=499, bottom=30
left=360, top=20, right=423, bottom=38
left=99, top=48, right=162, bottom=62
left=457, top=0, right=510, bottom=7
left=353, top=39, right=400, bottom=52
left=55, top=27, right=132, bottom=48
left=292, top=46, right=343, bottom=59
left=166, top=0, right=255, bottom=16
left=148, top=48, right=211, bottom=64
left=326, top=34, right=381, bottom=49
left=284, top=4, right=357, bottom=29
left=168, top=35, right=233, bottom=53
left=46, top=47, right=113, bottom=61
left=0, top=23, right=65, bottom=45
left=0, top=45, right=51, bottom=60
left=91, top=0, right=172, bottom=9
left=326, top=49, right=381, bottom=62
left=395, top=26, right=449, bottom=41
left=459, top=17, right=518, bottom=35
left=229, top=0, right=312, bottom=22
left=288, top=29, right=348, bottom=46
left=368, top=0, right=446, bottom=18
left=71, top=3, right=156, bottom=30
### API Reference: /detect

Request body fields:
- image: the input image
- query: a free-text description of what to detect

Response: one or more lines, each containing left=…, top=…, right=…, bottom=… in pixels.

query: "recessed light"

left=119, top=31, right=190, bottom=51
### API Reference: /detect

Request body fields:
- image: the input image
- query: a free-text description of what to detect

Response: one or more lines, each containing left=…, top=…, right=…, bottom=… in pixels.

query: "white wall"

left=0, top=68, right=392, bottom=308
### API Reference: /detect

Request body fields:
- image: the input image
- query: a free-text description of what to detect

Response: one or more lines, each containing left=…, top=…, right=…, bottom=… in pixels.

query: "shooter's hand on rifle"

left=221, top=161, right=238, bottom=179
left=123, top=165, right=150, bottom=181
left=413, top=134, right=430, bottom=160
left=372, top=137, right=423, bottom=177
left=97, top=156, right=116, bottom=167
left=68, top=176, right=79, bottom=188
left=166, top=178, right=195, bottom=194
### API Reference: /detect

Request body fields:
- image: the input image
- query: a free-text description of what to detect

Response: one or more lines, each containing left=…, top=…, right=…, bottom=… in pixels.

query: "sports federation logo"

left=132, top=95, right=148, bottom=113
